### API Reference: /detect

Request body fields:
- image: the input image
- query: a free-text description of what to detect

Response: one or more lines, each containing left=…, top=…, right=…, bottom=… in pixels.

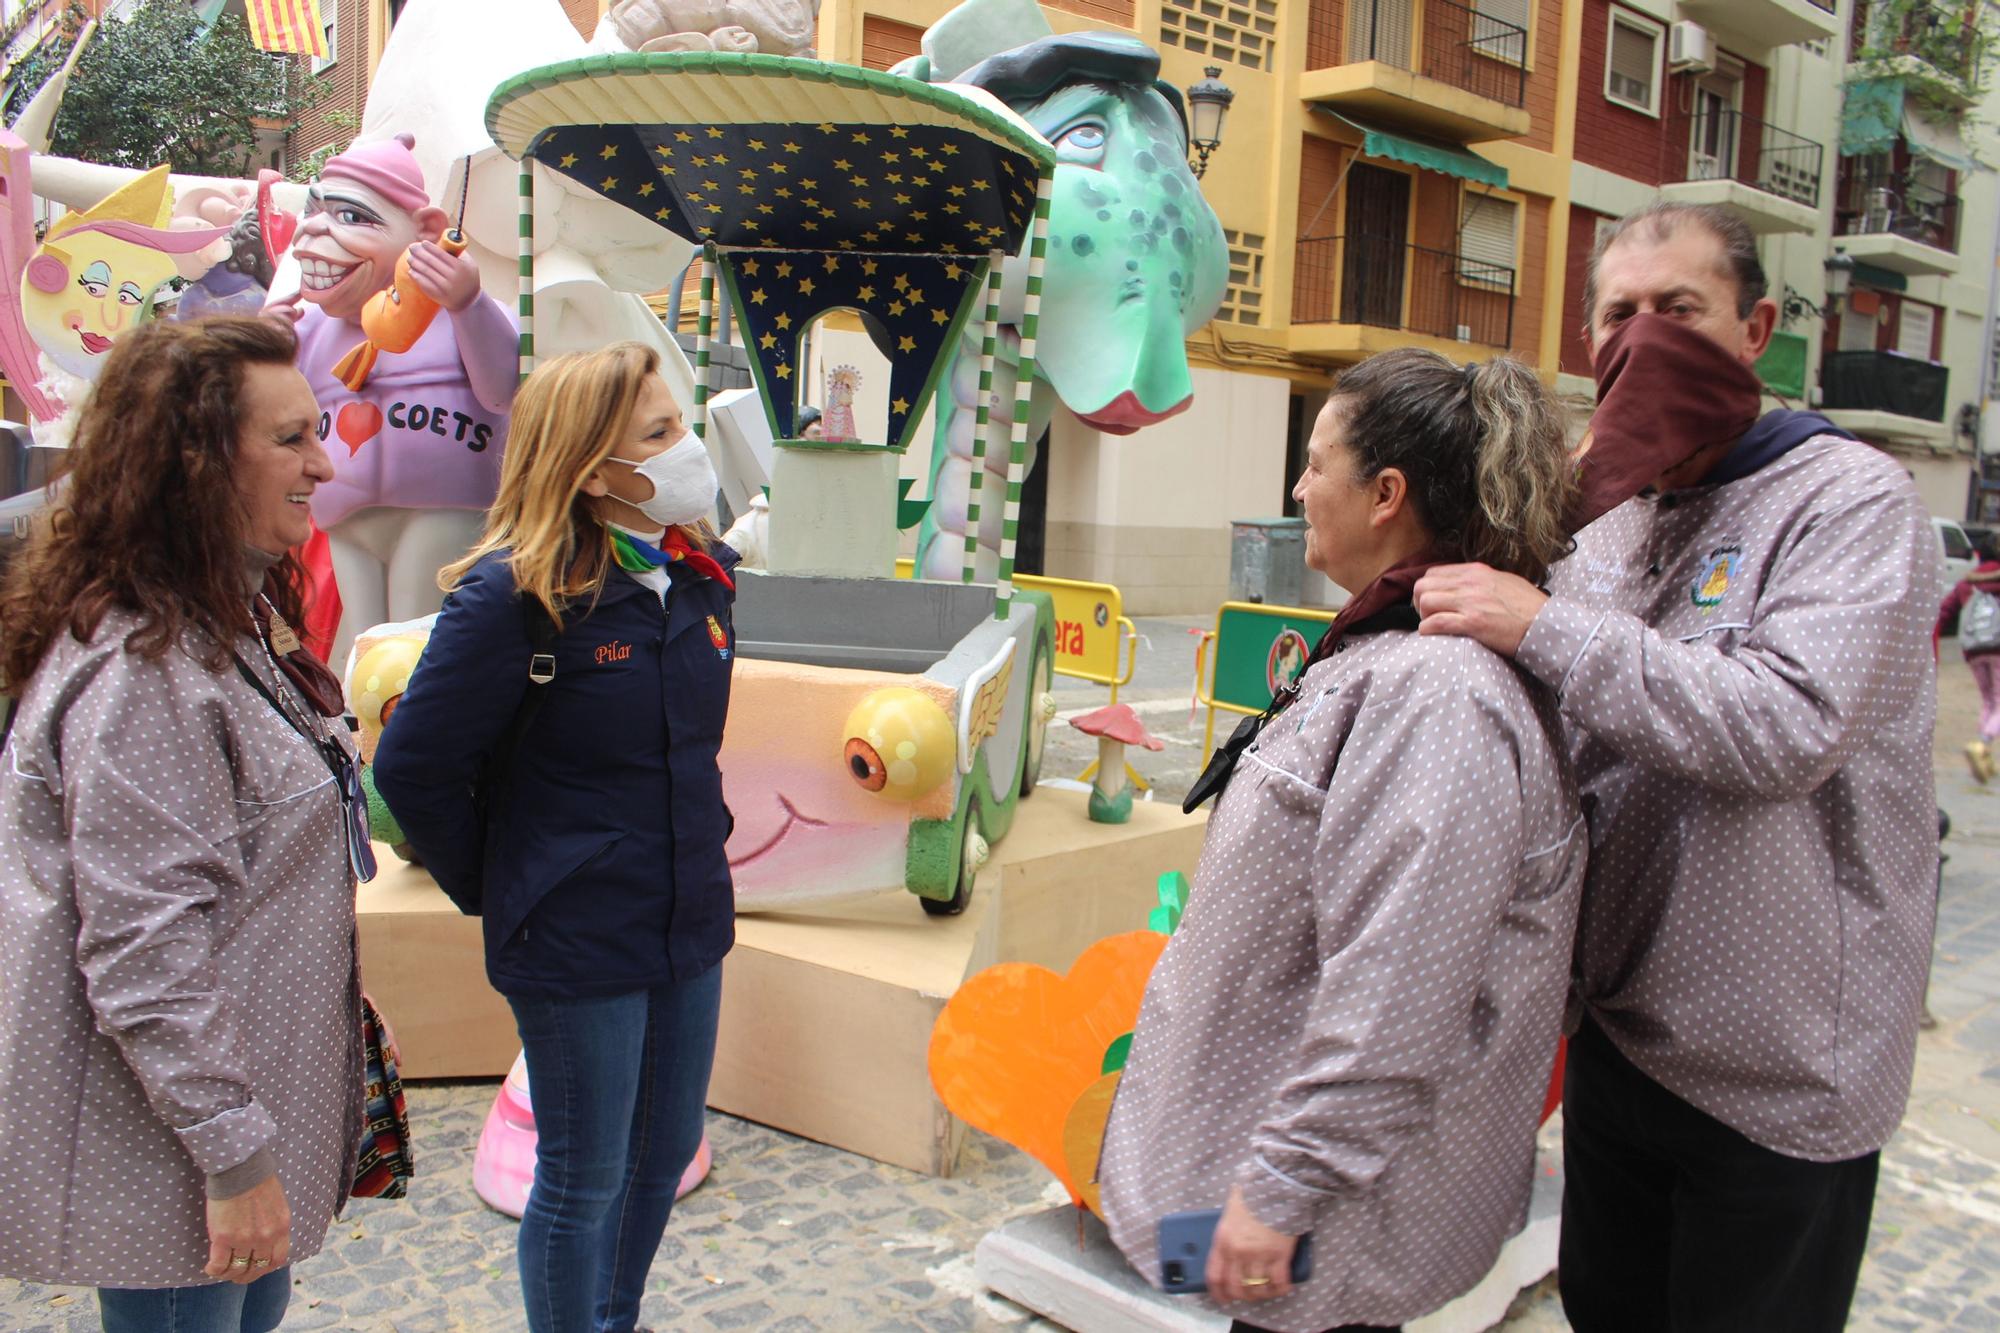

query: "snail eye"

left=845, top=738, right=888, bottom=792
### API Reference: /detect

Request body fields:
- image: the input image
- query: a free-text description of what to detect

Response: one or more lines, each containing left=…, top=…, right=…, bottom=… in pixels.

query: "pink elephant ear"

left=25, top=252, right=65, bottom=294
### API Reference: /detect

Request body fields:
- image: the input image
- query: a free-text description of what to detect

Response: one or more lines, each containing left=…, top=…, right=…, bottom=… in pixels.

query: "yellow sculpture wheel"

left=842, top=687, right=954, bottom=801
left=348, top=635, right=427, bottom=736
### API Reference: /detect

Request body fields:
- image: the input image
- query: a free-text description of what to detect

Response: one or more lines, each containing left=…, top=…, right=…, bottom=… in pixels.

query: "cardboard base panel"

left=357, top=786, right=1206, bottom=1175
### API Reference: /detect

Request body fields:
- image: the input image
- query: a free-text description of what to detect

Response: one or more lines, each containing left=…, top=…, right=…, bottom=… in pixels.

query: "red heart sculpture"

left=336, top=402, right=384, bottom=454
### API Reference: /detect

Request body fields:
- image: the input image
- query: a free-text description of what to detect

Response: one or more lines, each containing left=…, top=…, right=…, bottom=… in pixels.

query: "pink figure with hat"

left=264, top=132, right=520, bottom=667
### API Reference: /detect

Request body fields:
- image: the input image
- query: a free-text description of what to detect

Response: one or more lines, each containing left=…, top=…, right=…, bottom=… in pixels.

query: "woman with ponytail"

left=371, top=342, right=735, bottom=1333
left=1096, top=348, right=1586, bottom=1333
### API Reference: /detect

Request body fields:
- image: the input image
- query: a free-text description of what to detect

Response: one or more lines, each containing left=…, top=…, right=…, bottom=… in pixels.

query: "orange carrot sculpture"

left=330, top=229, right=468, bottom=391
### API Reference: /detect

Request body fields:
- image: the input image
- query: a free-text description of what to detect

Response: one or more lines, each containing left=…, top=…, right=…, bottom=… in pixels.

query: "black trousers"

left=1560, top=1020, right=1879, bottom=1333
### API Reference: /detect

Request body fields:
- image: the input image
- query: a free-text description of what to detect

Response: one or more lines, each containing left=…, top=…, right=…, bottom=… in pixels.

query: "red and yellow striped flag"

left=244, top=0, right=329, bottom=61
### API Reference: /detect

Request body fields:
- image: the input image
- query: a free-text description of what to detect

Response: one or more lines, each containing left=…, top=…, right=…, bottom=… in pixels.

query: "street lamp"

left=1186, top=66, right=1234, bottom=179
left=1823, top=248, right=1855, bottom=304
left=1780, top=248, right=1857, bottom=326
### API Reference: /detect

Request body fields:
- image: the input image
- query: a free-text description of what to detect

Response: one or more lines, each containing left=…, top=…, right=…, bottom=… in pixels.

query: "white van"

left=1937, top=517, right=1977, bottom=590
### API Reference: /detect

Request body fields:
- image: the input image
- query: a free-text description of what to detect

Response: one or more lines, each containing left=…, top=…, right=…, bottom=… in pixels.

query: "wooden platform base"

left=973, top=1138, right=1562, bottom=1333
left=357, top=786, right=1206, bottom=1175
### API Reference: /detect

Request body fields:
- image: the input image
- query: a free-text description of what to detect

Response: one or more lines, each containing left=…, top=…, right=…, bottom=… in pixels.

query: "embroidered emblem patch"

left=1692, top=546, right=1741, bottom=613
left=706, top=614, right=730, bottom=659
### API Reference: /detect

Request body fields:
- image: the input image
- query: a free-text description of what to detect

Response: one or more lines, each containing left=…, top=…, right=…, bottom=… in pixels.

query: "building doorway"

left=1341, top=162, right=1410, bottom=329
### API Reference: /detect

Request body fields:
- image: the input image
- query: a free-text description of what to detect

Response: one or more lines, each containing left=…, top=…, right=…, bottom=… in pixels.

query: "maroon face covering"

left=1569, top=312, right=1766, bottom=530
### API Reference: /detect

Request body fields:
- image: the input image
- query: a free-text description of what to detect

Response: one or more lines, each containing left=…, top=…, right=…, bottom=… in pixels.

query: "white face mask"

left=606, top=434, right=716, bottom=528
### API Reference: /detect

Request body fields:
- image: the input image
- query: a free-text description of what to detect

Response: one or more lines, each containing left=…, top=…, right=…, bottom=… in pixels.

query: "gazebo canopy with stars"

left=485, top=51, right=1059, bottom=601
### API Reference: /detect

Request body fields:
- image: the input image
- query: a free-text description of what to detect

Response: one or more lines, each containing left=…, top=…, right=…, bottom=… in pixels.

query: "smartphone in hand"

left=1158, top=1208, right=1315, bottom=1294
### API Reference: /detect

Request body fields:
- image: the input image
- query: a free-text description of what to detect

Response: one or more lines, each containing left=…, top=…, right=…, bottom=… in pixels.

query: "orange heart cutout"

left=928, top=930, right=1165, bottom=1199
left=336, top=401, right=384, bottom=454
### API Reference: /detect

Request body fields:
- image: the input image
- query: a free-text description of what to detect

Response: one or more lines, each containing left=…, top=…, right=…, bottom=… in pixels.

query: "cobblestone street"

left=7, top=623, right=2000, bottom=1330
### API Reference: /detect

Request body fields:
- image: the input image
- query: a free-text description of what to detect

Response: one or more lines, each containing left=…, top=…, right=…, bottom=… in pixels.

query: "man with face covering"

left=1414, top=201, right=1938, bottom=1333
left=266, top=133, right=519, bottom=665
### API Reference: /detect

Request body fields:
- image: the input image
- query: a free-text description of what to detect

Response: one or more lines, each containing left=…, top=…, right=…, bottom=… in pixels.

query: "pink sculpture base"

left=473, top=1052, right=714, bottom=1218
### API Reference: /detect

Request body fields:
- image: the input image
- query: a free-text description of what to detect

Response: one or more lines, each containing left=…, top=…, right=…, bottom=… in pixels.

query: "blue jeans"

left=508, top=967, right=722, bottom=1333
left=98, top=1267, right=291, bottom=1333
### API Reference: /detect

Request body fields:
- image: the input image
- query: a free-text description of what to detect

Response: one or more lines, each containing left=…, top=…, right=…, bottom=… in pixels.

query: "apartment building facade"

left=1555, top=0, right=1999, bottom=518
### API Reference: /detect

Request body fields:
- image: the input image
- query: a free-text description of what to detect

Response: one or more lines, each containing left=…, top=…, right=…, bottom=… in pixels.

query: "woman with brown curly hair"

left=0, top=317, right=365, bottom=1333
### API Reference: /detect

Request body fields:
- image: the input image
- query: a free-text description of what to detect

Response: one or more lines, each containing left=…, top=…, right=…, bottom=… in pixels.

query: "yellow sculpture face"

left=20, top=166, right=181, bottom=382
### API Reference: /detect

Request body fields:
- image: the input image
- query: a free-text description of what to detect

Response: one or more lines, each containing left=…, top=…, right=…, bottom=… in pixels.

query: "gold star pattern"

left=887, top=299, right=906, bottom=316
left=775, top=362, right=792, bottom=378
left=690, top=155, right=707, bottom=168
left=774, top=313, right=793, bottom=329
left=655, top=207, right=673, bottom=220
left=892, top=397, right=911, bottom=415
left=782, top=141, right=802, bottom=153
left=933, top=307, right=953, bottom=325
left=948, top=184, right=967, bottom=197
left=702, top=180, right=720, bottom=192
left=741, top=260, right=760, bottom=276
left=756, top=203, right=775, bottom=214
left=599, top=143, right=618, bottom=159
left=906, top=288, right=923, bottom=305
left=759, top=332, right=777, bottom=350
left=816, top=122, right=836, bottom=133
left=559, top=153, right=578, bottom=168
left=944, top=263, right=963, bottom=280
left=857, top=285, right=876, bottom=301
left=711, top=153, right=729, bottom=165
left=802, top=219, right=819, bottom=231
left=748, top=138, right=766, bottom=151
left=886, top=173, right=904, bottom=184
left=890, top=126, right=909, bottom=139
left=674, top=130, right=694, bottom=143
left=600, top=176, right=618, bottom=190
left=749, top=288, right=768, bottom=304
left=800, top=178, right=818, bottom=190
left=883, top=152, right=900, bottom=164
left=898, top=335, right=917, bottom=352
left=892, top=274, right=910, bottom=291
left=822, top=255, right=840, bottom=273
left=706, top=127, right=725, bottom=138
left=851, top=131, right=871, bottom=144
left=638, top=181, right=655, bottom=197
left=658, top=164, right=676, bottom=177
left=894, top=192, right=912, bottom=206
left=799, top=278, right=815, bottom=295
left=862, top=259, right=878, bottom=275
left=939, top=142, right=958, bottom=155
left=910, top=146, right=930, bottom=160
left=775, top=261, right=794, bottom=278
left=656, top=145, right=674, bottom=157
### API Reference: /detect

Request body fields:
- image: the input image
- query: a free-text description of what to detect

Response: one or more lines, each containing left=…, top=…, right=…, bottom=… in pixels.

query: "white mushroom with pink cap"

left=1069, top=703, right=1165, bottom=825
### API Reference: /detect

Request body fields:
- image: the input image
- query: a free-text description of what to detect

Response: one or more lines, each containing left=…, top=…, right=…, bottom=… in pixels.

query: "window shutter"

left=1460, top=195, right=1518, bottom=287
left=1472, top=0, right=1530, bottom=61
left=1897, top=301, right=1937, bottom=361
left=1608, top=20, right=1656, bottom=108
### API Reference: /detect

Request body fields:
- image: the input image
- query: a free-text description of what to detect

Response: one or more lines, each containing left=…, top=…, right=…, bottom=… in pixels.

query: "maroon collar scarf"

left=1569, top=312, right=1766, bottom=531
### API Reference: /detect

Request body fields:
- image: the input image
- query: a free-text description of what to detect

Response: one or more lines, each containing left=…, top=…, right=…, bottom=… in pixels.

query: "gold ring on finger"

left=1242, top=1276, right=1271, bottom=1287
left=252, top=1258, right=272, bottom=1268
left=230, top=1256, right=251, bottom=1268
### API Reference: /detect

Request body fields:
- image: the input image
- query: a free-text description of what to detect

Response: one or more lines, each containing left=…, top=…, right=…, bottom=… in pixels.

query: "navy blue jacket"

left=371, top=546, right=737, bottom=999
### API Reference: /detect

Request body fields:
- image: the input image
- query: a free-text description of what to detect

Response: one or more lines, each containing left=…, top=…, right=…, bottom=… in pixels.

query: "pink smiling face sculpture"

left=719, top=660, right=960, bottom=906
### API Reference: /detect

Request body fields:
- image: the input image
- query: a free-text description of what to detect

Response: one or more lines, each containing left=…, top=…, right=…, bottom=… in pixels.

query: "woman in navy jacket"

left=372, top=342, right=734, bottom=1333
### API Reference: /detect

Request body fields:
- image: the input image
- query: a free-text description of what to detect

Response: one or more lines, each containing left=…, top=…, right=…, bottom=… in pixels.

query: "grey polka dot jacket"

left=1097, top=630, right=1586, bottom=1330
left=0, top=609, right=364, bottom=1287
left=1516, top=434, right=1939, bottom=1160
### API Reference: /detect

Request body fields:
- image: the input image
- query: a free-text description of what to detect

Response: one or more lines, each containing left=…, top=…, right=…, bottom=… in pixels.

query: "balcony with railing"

left=1676, top=0, right=1839, bottom=54
left=1834, top=162, right=1961, bottom=275
left=1289, top=233, right=1516, bottom=360
left=1301, top=0, right=1532, bottom=143
left=1848, top=0, right=1982, bottom=104
left=1659, top=107, right=1824, bottom=234
left=1819, top=348, right=1952, bottom=446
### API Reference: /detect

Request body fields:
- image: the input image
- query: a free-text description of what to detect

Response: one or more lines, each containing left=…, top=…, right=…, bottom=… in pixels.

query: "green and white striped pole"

left=995, top=178, right=1052, bottom=619
left=516, top=160, right=535, bottom=381
left=692, top=245, right=716, bottom=443
left=962, top=249, right=1005, bottom=584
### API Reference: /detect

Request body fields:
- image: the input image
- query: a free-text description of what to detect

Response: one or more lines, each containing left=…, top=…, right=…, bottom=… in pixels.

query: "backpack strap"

left=476, top=598, right=561, bottom=842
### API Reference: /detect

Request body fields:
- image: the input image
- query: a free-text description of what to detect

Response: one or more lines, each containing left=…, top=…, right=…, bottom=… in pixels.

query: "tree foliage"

left=4, top=0, right=319, bottom=175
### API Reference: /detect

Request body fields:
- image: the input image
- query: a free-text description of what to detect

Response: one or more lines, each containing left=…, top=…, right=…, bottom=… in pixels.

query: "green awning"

left=195, top=0, right=231, bottom=28
left=1841, top=76, right=1905, bottom=157
left=1321, top=109, right=1509, bottom=189
left=1852, top=260, right=1907, bottom=292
